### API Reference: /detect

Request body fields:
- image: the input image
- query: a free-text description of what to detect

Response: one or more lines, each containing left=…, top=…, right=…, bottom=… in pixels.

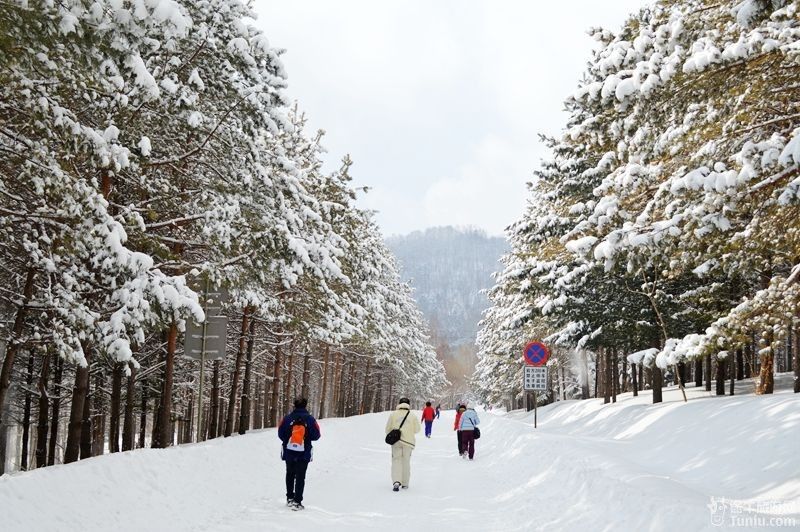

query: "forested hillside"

left=0, top=0, right=444, bottom=475
left=475, top=0, right=800, bottom=407
left=387, top=227, right=507, bottom=345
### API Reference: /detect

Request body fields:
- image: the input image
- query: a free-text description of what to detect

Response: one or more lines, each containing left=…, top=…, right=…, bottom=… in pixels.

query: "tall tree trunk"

left=346, top=360, right=357, bottom=416
left=593, top=352, right=599, bottom=399
left=253, top=380, right=262, bottom=430
left=652, top=367, right=663, bottom=403
left=344, top=361, right=353, bottom=416
left=47, top=356, right=63, bottom=466
left=331, top=352, right=342, bottom=414
left=0, top=386, right=10, bottom=475
left=154, top=323, right=178, bottom=448
left=651, top=336, right=663, bottom=404
left=581, top=349, right=590, bottom=399
left=704, top=354, right=712, bottom=391
left=729, top=351, right=736, bottom=396
left=638, top=363, right=643, bottom=391
left=152, top=400, right=162, bottom=448
left=677, top=362, right=687, bottom=391
left=757, top=346, right=775, bottom=394
left=35, top=351, right=51, bottom=468
left=217, top=397, right=226, bottom=438
left=631, top=362, right=638, bottom=397
left=715, top=357, right=726, bottom=395
left=109, top=363, right=123, bottom=453
left=209, top=360, right=220, bottom=438
left=301, top=352, right=311, bottom=401
left=122, top=365, right=136, bottom=451
left=238, top=319, right=256, bottom=435
left=0, top=268, right=36, bottom=433
left=338, top=357, right=349, bottom=416
left=373, top=374, right=383, bottom=413
left=360, top=359, right=372, bottom=415
left=319, top=346, right=330, bottom=418
left=611, top=350, right=618, bottom=403
left=736, top=348, right=745, bottom=380
left=20, top=352, right=34, bottom=470
left=91, top=373, right=105, bottom=457
left=64, top=346, right=91, bottom=464
left=138, top=381, right=148, bottom=449
left=282, top=345, right=295, bottom=415
left=168, top=414, right=176, bottom=450
left=601, top=349, right=610, bottom=404
left=79, top=372, right=93, bottom=460
left=185, top=395, right=194, bottom=443
left=620, top=357, right=628, bottom=394
left=270, top=347, right=281, bottom=426
left=225, top=308, right=250, bottom=437
left=261, top=366, right=274, bottom=428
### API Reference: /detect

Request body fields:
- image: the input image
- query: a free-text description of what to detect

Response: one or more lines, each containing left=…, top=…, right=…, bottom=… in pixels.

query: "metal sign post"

left=523, top=341, right=550, bottom=429
left=185, top=280, right=229, bottom=443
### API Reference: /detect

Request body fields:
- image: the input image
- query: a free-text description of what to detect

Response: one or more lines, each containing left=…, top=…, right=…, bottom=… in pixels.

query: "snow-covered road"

left=2, top=379, right=798, bottom=531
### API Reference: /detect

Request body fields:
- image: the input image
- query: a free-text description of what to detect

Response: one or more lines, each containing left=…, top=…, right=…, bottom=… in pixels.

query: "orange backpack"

left=287, top=417, right=307, bottom=452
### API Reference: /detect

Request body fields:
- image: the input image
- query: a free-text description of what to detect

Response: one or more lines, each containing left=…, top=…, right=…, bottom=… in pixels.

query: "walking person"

left=454, top=404, right=466, bottom=456
left=384, top=397, right=421, bottom=491
left=435, top=404, right=441, bottom=419
left=459, top=405, right=480, bottom=460
left=278, top=397, right=321, bottom=510
left=421, top=401, right=435, bottom=438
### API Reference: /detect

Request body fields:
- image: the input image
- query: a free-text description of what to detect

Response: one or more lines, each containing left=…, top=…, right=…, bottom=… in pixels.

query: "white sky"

left=252, top=1, right=648, bottom=236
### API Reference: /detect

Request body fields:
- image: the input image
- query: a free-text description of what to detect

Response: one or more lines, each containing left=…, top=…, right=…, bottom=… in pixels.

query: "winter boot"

left=392, top=482, right=401, bottom=492
left=291, top=502, right=305, bottom=511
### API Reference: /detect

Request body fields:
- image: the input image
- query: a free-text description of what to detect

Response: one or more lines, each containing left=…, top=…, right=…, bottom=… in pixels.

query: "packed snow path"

left=2, top=379, right=798, bottom=531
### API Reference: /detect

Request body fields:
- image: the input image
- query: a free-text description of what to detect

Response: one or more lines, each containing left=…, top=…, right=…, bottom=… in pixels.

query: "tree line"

left=475, top=0, right=800, bottom=406
left=0, top=0, right=445, bottom=474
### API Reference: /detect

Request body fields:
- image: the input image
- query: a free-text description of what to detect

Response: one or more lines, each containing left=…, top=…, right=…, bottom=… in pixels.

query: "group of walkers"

left=383, top=399, right=480, bottom=492
left=277, top=396, right=480, bottom=510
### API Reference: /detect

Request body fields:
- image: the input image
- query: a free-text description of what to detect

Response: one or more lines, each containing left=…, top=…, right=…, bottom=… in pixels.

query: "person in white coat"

left=384, top=397, right=422, bottom=491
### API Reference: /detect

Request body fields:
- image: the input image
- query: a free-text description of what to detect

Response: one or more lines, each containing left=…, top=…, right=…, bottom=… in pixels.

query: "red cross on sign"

left=524, top=341, right=550, bottom=367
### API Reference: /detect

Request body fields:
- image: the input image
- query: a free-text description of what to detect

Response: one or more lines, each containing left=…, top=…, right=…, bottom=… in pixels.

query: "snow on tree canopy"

left=474, top=0, right=800, bottom=404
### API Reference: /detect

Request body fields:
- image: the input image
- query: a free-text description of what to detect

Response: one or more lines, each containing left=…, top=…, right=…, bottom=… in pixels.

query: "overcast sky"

left=252, top=1, right=648, bottom=237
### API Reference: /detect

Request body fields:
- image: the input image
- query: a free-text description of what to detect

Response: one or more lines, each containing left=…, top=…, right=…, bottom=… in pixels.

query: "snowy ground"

left=1, top=375, right=798, bottom=532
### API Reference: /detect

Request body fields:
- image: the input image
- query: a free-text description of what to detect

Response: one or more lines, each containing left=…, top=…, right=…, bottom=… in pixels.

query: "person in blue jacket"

left=458, top=406, right=480, bottom=460
left=278, top=397, right=321, bottom=510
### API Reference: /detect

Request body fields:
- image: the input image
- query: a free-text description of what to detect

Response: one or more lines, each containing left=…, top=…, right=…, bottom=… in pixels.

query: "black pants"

left=285, top=459, right=310, bottom=503
left=456, top=430, right=463, bottom=455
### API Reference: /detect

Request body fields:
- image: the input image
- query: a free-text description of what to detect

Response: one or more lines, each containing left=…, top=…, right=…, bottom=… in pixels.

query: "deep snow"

left=1, top=376, right=798, bottom=532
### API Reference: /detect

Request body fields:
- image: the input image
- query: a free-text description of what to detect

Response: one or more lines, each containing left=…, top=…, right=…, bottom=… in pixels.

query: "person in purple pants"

left=458, top=406, right=480, bottom=460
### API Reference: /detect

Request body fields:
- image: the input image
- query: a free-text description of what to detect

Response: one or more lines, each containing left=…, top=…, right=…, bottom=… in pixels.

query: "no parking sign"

left=523, top=341, right=550, bottom=366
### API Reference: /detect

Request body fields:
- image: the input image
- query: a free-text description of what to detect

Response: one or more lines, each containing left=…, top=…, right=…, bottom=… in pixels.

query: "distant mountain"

left=386, top=226, right=508, bottom=346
